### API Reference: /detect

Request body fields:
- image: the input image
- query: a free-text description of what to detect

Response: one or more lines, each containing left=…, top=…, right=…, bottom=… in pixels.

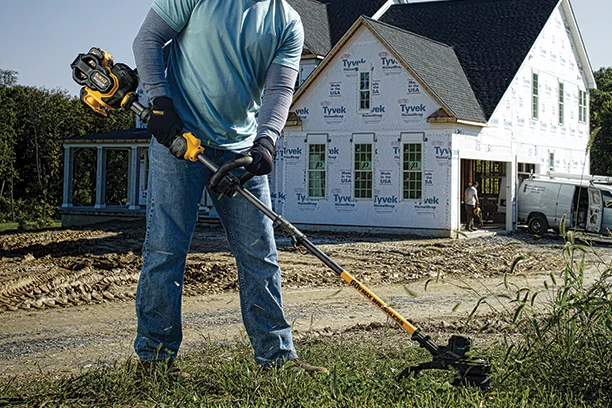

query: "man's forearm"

left=257, top=63, right=298, bottom=145
left=132, top=8, right=178, bottom=100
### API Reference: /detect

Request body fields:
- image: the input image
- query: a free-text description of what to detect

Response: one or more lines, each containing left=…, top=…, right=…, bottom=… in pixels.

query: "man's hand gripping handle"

left=127, top=98, right=203, bottom=161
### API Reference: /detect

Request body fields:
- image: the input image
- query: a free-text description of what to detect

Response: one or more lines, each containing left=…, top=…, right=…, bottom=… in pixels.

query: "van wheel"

left=528, top=214, right=548, bottom=235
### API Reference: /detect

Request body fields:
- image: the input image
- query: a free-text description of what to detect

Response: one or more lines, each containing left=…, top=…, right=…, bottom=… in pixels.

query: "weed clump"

left=493, top=230, right=612, bottom=406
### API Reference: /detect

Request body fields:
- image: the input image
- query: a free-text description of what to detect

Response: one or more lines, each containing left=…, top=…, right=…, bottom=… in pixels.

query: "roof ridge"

left=363, top=16, right=453, bottom=49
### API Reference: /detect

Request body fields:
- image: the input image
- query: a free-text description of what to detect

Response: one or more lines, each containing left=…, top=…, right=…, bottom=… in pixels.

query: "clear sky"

left=0, top=0, right=610, bottom=97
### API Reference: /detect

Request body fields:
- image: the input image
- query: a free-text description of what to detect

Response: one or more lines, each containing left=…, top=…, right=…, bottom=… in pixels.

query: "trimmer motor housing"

left=70, top=47, right=139, bottom=116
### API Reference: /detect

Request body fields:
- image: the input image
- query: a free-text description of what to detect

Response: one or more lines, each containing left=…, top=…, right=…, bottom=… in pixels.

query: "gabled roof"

left=63, top=128, right=151, bottom=144
left=292, top=17, right=487, bottom=124
left=286, top=0, right=389, bottom=56
left=379, top=0, right=560, bottom=119
left=366, top=18, right=486, bottom=123
left=286, top=0, right=331, bottom=56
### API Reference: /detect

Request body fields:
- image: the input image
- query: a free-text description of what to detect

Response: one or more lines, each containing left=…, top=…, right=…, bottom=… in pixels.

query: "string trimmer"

left=71, top=48, right=491, bottom=389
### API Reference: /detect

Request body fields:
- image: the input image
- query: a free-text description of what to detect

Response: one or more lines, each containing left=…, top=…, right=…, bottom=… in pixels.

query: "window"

left=518, top=163, right=536, bottom=176
left=308, top=142, right=326, bottom=198
left=549, top=152, right=555, bottom=172
left=517, top=163, right=536, bottom=183
left=402, top=143, right=422, bottom=199
left=558, top=82, right=564, bottom=125
left=579, top=90, right=587, bottom=123
left=601, top=190, right=612, bottom=211
left=358, top=66, right=371, bottom=112
left=354, top=143, right=373, bottom=198
left=532, top=72, right=539, bottom=120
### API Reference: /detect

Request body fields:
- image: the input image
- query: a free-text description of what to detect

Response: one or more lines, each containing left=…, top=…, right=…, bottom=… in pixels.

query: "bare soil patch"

left=1, top=220, right=607, bottom=376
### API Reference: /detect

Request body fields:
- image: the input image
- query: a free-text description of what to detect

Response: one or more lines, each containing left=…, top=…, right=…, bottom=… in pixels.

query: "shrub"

left=14, top=198, right=57, bottom=231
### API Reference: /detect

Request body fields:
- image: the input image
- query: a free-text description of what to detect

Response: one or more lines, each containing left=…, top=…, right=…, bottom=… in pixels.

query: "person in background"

left=464, top=181, right=480, bottom=231
left=131, top=0, right=327, bottom=375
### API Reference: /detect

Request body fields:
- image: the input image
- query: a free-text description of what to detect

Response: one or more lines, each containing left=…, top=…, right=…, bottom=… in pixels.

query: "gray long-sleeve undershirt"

left=132, top=8, right=298, bottom=145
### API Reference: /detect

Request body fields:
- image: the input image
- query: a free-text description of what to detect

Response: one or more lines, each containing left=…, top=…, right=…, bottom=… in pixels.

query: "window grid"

left=359, top=72, right=371, bottom=111
left=532, top=72, right=539, bottom=120
left=579, top=90, right=587, bottom=123
left=549, top=152, right=555, bottom=172
left=402, top=143, right=422, bottom=200
left=308, top=144, right=326, bottom=197
left=354, top=143, right=373, bottom=198
left=558, top=82, right=564, bottom=125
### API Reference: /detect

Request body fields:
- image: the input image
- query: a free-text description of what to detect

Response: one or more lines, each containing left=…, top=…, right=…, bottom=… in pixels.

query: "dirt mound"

left=0, top=222, right=568, bottom=313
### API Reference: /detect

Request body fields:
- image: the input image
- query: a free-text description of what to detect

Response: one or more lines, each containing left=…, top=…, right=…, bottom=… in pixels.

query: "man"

left=132, top=0, right=326, bottom=373
left=464, top=181, right=480, bottom=232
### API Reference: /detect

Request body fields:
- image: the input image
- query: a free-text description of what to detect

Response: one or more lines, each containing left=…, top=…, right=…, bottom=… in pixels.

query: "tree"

left=0, top=84, right=18, bottom=220
left=0, top=73, right=135, bottom=226
left=589, top=68, right=612, bottom=176
left=0, top=69, right=18, bottom=87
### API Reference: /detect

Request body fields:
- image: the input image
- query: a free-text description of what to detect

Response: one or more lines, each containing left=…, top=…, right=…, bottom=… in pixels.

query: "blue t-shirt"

left=152, top=0, right=303, bottom=150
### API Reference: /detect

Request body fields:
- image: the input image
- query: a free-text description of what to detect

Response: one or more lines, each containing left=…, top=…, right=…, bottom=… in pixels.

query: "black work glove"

left=244, top=136, right=276, bottom=176
left=148, top=96, right=184, bottom=148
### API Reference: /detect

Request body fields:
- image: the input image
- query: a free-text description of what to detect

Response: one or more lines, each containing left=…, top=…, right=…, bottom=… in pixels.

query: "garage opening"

left=460, top=159, right=506, bottom=227
left=461, top=160, right=538, bottom=230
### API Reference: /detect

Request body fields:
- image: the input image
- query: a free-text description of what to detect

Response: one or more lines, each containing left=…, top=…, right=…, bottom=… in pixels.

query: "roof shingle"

left=365, top=18, right=486, bottom=123
left=286, top=0, right=389, bottom=56
left=380, top=0, right=560, bottom=119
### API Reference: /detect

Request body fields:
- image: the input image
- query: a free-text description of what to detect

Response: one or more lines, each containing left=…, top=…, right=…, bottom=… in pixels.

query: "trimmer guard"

left=398, top=334, right=491, bottom=390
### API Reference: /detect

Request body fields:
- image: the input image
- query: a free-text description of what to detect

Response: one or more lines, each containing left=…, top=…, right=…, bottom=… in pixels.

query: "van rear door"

left=555, top=184, right=575, bottom=229
left=586, top=188, right=603, bottom=233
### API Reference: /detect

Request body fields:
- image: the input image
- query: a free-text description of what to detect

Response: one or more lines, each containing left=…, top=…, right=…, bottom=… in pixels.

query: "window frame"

left=401, top=133, right=424, bottom=201
left=352, top=134, right=374, bottom=200
left=549, top=152, right=555, bottom=173
left=358, top=64, right=372, bottom=113
left=578, top=90, right=587, bottom=123
left=558, top=81, right=565, bottom=125
left=306, top=134, right=327, bottom=198
left=532, top=72, right=539, bottom=120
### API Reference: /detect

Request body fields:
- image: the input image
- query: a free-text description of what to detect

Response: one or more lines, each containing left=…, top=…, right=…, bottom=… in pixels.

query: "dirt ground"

left=1, top=220, right=610, bottom=377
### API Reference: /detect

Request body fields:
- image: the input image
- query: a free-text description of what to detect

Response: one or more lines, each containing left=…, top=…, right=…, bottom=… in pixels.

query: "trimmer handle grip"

left=207, top=156, right=255, bottom=198
left=168, top=132, right=204, bottom=161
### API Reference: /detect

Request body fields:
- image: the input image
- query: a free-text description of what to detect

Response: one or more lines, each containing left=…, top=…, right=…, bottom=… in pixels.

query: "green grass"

left=1, top=230, right=610, bottom=407
left=0, top=220, right=61, bottom=233
left=0, top=222, right=18, bottom=232
left=1, top=330, right=609, bottom=408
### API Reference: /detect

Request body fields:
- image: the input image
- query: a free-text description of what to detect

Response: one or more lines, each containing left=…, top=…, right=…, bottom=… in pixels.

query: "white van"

left=517, top=177, right=612, bottom=235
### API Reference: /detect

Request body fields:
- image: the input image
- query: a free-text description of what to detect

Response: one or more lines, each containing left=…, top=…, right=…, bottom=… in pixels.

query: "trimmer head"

left=398, top=333, right=491, bottom=390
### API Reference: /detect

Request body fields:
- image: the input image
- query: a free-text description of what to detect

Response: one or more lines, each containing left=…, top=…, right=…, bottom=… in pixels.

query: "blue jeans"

left=134, top=138, right=297, bottom=366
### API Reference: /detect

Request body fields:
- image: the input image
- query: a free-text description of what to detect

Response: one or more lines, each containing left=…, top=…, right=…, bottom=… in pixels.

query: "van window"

left=602, top=190, right=612, bottom=208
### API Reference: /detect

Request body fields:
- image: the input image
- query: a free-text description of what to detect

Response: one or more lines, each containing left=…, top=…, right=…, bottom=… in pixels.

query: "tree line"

left=0, top=70, right=134, bottom=229
left=588, top=68, right=612, bottom=175
left=0, top=68, right=611, bottom=229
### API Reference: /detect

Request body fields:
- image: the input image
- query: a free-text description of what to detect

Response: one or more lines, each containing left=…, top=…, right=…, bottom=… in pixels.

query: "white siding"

left=283, top=27, right=455, bottom=234
left=280, top=4, right=592, bottom=234
left=483, top=6, right=591, bottom=175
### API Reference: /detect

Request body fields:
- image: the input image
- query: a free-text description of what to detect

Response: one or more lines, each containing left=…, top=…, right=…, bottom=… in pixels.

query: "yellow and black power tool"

left=70, top=48, right=203, bottom=163
left=70, top=47, right=141, bottom=118
left=70, top=48, right=491, bottom=389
